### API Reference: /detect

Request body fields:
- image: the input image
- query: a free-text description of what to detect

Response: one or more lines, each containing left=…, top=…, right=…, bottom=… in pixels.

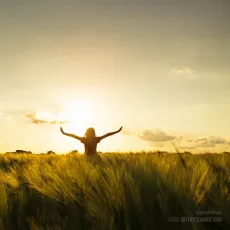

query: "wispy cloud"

left=138, top=129, right=176, bottom=142
left=170, top=67, right=195, bottom=80
left=171, top=67, right=193, bottom=74
left=194, top=141, right=216, bottom=148
left=184, top=136, right=230, bottom=149
left=187, top=136, right=229, bottom=145
left=26, top=112, right=67, bottom=125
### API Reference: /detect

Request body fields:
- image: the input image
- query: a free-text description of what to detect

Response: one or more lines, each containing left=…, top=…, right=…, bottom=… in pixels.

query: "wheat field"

left=0, top=152, right=229, bottom=230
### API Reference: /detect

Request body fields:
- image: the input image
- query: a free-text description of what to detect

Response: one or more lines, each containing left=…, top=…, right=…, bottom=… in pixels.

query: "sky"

left=0, top=0, right=230, bottom=153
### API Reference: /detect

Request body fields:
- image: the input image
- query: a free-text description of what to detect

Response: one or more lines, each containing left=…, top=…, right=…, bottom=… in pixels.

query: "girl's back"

left=81, top=137, right=101, bottom=156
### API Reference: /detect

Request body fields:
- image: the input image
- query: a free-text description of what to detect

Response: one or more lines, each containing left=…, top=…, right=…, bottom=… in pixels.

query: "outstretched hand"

left=60, top=127, right=65, bottom=134
left=118, top=126, right=123, bottom=132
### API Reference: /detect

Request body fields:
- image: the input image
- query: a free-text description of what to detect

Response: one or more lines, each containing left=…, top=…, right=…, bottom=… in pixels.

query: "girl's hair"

left=84, top=127, right=96, bottom=139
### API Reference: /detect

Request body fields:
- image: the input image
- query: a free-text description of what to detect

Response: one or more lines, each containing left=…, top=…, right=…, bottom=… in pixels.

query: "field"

left=0, top=152, right=230, bottom=230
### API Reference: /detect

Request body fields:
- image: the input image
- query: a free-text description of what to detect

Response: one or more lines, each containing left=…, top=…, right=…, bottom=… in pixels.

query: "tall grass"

left=0, top=152, right=229, bottom=230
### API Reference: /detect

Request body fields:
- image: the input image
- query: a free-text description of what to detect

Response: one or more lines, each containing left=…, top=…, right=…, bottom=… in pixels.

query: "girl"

left=60, top=126, right=123, bottom=156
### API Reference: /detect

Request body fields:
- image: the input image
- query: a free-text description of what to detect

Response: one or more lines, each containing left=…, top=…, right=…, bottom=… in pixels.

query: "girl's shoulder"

left=80, top=137, right=86, bottom=143
left=96, top=136, right=102, bottom=143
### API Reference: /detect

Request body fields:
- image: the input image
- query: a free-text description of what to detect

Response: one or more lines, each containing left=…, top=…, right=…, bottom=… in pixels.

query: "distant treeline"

left=3, top=150, right=230, bottom=156
left=4, top=150, right=80, bottom=155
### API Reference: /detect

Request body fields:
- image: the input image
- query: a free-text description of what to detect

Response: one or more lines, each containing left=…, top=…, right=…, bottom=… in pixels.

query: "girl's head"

left=84, top=127, right=96, bottom=139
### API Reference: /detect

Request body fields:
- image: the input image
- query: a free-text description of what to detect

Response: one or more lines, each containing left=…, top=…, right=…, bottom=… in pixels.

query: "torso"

left=81, top=137, right=101, bottom=156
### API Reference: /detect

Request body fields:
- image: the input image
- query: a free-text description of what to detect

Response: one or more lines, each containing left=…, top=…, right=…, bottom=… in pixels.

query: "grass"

left=0, top=152, right=230, bottom=230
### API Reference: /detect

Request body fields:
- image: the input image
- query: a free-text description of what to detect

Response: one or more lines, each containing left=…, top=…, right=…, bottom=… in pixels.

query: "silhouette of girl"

left=60, top=126, right=123, bottom=156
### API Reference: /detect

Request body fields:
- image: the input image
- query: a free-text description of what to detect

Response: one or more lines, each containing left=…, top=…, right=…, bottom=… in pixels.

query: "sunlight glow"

left=58, top=100, right=96, bottom=135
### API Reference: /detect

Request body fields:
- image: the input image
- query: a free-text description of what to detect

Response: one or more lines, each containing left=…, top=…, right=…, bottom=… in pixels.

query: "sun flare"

left=58, top=100, right=95, bottom=135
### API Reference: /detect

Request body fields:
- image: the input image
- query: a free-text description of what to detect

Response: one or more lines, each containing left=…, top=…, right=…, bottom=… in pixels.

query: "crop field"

left=0, top=152, right=230, bottom=230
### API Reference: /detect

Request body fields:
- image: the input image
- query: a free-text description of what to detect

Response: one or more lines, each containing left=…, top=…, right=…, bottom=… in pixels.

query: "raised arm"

left=99, top=127, right=123, bottom=140
left=60, top=127, right=83, bottom=141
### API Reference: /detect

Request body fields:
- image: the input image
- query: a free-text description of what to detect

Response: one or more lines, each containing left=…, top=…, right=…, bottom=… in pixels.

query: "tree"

left=47, top=151, right=56, bottom=155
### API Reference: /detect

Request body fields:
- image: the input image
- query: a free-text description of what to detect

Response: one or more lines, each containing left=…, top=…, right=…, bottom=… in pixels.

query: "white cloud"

left=194, top=136, right=229, bottom=145
left=26, top=111, right=68, bottom=125
left=195, top=142, right=216, bottom=148
left=183, top=136, right=230, bottom=149
left=138, top=129, right=176, bottom=142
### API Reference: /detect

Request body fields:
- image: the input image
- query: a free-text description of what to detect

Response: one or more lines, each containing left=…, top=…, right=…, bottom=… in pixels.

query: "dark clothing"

left=80, top=137, right=102, bottom=156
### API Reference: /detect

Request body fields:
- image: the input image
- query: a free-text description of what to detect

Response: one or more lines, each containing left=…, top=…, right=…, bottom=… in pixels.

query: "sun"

left=57, top=100, right=95, bottom=135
